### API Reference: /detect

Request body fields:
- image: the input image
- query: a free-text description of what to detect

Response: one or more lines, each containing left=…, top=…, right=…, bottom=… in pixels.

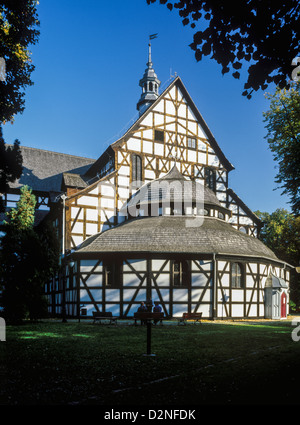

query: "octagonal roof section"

left=123, top=165, right=228, bottom=217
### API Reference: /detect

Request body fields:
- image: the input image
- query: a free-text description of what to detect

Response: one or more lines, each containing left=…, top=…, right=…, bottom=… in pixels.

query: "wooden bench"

left=92, top=311, right=118, bottom=325
left=134, top=312, right=164, bottom=325
left=177, top=312, right=202, bottom=325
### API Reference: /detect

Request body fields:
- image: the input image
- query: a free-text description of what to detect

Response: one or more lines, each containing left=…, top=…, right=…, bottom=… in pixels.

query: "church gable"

left=63, top=76, right=260, bottom=249
left=112, top=77, right=233, bottom=213
left=115, top=77, right=232, bottom=181
left=57, top=75, right=261, bottom=251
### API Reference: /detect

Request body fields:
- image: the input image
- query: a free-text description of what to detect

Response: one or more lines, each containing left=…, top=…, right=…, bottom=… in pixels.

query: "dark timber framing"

left=43, top=252, right=289, bottom=320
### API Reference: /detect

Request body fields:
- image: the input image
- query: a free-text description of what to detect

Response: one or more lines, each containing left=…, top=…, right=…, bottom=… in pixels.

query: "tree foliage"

left=0, top=126, right=23, bottom=212
left=0, top=186, right=60, bottom=323
left=5, top=184, right=36, bottom=228
left=0, top=0, right=40, bottom=123
left=147, top=0, right=300, bottom=98
left=256, top=209, right=300, bottom=310
left=263, top=82, right=300, bottom=215
left=256, top=209, right=300, bottom=265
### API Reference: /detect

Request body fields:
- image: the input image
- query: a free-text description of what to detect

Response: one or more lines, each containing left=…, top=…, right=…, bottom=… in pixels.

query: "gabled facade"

left=64, top=75, right=261, bottom=251
left=2, top=47, right=291, bottom=320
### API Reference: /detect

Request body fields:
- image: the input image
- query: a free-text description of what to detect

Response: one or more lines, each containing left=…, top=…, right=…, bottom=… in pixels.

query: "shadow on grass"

left=1, top=318, right=300, bottom=405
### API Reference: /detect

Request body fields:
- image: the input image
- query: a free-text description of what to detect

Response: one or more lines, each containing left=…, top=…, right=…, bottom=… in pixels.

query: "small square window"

left=154, top=130, right=164, bottom=142
left=172, top=260, right=191, bottom=287
left=187, top=137, right=196, bottom=149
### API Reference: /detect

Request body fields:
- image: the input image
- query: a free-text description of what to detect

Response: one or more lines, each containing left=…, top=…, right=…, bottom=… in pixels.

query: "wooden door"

left=281, top=292, right=287, bottom=318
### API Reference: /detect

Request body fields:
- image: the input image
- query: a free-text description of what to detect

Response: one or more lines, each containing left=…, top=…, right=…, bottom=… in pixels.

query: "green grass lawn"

left=1, top=317, right=300, bottom=406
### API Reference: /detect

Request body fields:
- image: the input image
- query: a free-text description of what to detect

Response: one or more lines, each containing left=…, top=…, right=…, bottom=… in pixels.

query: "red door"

left=281, top=292, right=287, bottom=318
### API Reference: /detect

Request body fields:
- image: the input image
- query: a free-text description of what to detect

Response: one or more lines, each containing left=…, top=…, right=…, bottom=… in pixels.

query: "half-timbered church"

left=3, top=42, right=291, bottom=320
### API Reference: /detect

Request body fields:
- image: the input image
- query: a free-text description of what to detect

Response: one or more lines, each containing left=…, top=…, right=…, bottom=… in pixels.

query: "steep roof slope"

left=112, top=76, right=234, bottom=171
left=9, top=145, right=95, bottom=193
left=85, top=76, right=234, bottom=178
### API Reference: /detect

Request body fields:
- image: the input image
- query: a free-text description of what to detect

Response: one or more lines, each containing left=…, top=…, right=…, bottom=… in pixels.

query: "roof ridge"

left=10, top=144, right=96, bottom=161
left=111, top=76, right=180, bottom=148
left=108, top=76, right=234, bottom=172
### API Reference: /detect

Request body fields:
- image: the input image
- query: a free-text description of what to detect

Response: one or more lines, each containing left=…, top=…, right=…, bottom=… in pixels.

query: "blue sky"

left=2, top=0, right=291, bottom=213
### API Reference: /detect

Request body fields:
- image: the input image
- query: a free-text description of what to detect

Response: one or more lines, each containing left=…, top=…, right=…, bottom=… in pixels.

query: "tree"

left=256, top=209, right=300, bottom=310
left=6, top=184, right=36, bottom=227
left=263, top=81, right=300, bottom=215
left=0, top=126, right=23, bottom=212
left=0, top=1, right=38, bottom=211
left=0, top=0, right=40, bottom=123
left=256, top=209, right=300, bottom=263
left=0, top=186, right=60, bottom=323
left=147, top=0, right=300, bottom=98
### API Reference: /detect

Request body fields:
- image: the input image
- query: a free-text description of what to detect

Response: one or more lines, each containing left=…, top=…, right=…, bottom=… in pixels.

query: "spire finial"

left=148, top=40, right=152, bottom=68
left=148, top=34, right=157, bottom=68
left=137, top=34, right=160, bottom=115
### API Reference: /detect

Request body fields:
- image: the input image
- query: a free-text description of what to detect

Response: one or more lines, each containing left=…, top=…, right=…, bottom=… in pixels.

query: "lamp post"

left=61, top=269, right=67, bottom=323
left=61, top=194, right=67, bottom=258
left=60, top=193, right=67, bottom=323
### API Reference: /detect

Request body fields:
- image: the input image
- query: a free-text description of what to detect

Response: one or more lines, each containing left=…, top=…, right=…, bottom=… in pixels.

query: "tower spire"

left=147, top=39, right=152, bottom=68
left=137, top=34, right=160, bottom=116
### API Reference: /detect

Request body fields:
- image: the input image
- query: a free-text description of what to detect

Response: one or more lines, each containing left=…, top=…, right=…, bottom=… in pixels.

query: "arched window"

left=149, top=82, right=153, bottom=91
left=231, top=263, right=244, bottom=288
left=172, top=260, right=190, bottom=287
left=205, top=168, right=216, bottom=192
left=131, top=154, right=142, bottom=188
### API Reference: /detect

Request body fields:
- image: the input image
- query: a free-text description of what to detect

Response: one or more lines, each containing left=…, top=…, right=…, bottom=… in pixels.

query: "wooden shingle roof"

left=75, top=215, right=279, bottom=262
left=9, top=146, right=95, bottom=193
left=125, top=165, right=225, bottom=210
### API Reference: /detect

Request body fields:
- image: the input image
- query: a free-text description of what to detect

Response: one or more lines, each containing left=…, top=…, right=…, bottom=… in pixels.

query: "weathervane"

left=149, top=33, right=158, bottom=41
left=148, top=33, right=158, bottom=67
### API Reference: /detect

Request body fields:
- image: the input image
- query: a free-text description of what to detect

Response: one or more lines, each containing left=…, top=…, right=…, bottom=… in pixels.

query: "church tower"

left=137, top=37, right=161, bottom=116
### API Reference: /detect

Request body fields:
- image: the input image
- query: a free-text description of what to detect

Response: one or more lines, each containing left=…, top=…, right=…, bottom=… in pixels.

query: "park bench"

left=134, top=312, right=164, bottom=325
left=92, top=311, right=118, bottom=325
left=177, top=312, right=202, bottom=325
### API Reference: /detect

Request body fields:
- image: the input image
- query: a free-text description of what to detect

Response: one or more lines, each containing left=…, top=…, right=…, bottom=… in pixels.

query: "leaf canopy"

left=147, top=0, right=300, bottom=98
